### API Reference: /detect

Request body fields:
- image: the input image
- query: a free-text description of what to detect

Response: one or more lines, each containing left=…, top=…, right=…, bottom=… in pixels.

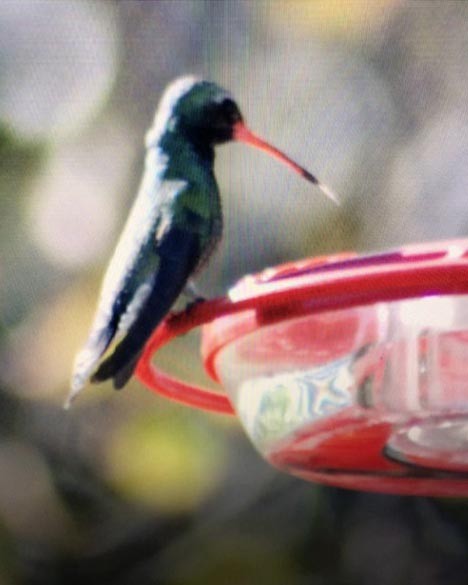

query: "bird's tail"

left=106, top=352, right=141, bottom=390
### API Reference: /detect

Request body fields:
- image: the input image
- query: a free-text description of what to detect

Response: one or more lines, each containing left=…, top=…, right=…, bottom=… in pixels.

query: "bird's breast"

left=171, top=181, right=222, bottom=272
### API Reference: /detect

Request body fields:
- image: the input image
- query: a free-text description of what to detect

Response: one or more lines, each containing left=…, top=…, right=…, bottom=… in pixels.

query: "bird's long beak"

left=232, top=121, right=339, bottom=205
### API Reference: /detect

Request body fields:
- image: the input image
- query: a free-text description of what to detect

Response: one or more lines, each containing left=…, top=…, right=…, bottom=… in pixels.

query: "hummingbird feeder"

left=136, top=239, right=468, bottom=497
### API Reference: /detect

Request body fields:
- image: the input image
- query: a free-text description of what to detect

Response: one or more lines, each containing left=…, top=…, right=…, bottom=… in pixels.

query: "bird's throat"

left=159, top=128, right=215, bottom=179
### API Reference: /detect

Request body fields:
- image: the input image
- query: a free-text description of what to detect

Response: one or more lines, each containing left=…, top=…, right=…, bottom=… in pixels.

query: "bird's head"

left=160, top=77, right=243, bottom=145
left=150, top=76, right=338, bottom=204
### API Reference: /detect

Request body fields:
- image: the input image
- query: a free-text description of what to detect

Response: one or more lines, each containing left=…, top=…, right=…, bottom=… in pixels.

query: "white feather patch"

left=145, top=75, right=200, bottom=148
left=117, top=281, right=153, bottom=335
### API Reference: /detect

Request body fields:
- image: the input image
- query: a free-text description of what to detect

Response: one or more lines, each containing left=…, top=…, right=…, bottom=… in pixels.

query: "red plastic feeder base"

left=137, top=240, right=468, bottom=497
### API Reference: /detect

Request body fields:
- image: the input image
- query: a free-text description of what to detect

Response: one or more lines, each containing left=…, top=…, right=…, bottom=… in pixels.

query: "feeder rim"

left=136, top=238, right=468, bottom=414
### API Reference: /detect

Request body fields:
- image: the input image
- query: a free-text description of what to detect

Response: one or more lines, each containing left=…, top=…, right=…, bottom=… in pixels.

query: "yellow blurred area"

left=5, top=278, right=103, bottom=402
left=268, top=0, right=401, bottom=39
left=105, top=411, right=226, bottom=513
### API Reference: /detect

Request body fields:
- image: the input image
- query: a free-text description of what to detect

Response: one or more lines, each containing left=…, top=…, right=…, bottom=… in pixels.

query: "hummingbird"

left=66, top=75, right=337, bottom=407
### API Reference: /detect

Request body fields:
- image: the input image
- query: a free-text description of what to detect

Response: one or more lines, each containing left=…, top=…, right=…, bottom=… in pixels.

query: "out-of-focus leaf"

left=105, top=411, right=226, bottom=513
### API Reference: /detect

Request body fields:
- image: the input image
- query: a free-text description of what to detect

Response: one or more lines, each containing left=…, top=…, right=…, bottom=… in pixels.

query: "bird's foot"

left=183, top=281, right=207, bottom=312
left=183, top=280, right=206, bottom=302
left=183, top=295, right=206, bottom=313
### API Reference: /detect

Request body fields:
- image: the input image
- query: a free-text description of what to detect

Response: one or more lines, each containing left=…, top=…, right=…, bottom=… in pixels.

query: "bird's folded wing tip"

left=64, top=375, right=86, bottom=410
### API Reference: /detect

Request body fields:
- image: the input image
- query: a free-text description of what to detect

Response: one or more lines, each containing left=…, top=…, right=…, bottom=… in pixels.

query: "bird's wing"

left=67, top=169, right=188, bottom=406
left=90, top=170, right=222, bottom=389
left=91, top=223, right=203, bottom=389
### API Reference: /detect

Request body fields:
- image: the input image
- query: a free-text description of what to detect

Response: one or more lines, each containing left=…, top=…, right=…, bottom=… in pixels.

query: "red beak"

left=232, top=121, right=339, bottom=205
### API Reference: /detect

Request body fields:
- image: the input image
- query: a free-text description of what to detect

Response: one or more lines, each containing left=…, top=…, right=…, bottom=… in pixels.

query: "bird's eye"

left=221, top=98, right=235, bottom=110
left=221, top=98, right=241, bottom=123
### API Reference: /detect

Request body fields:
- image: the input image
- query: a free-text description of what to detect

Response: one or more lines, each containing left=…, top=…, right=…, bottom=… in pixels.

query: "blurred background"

left=0, top=0, right=467, bottom=583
